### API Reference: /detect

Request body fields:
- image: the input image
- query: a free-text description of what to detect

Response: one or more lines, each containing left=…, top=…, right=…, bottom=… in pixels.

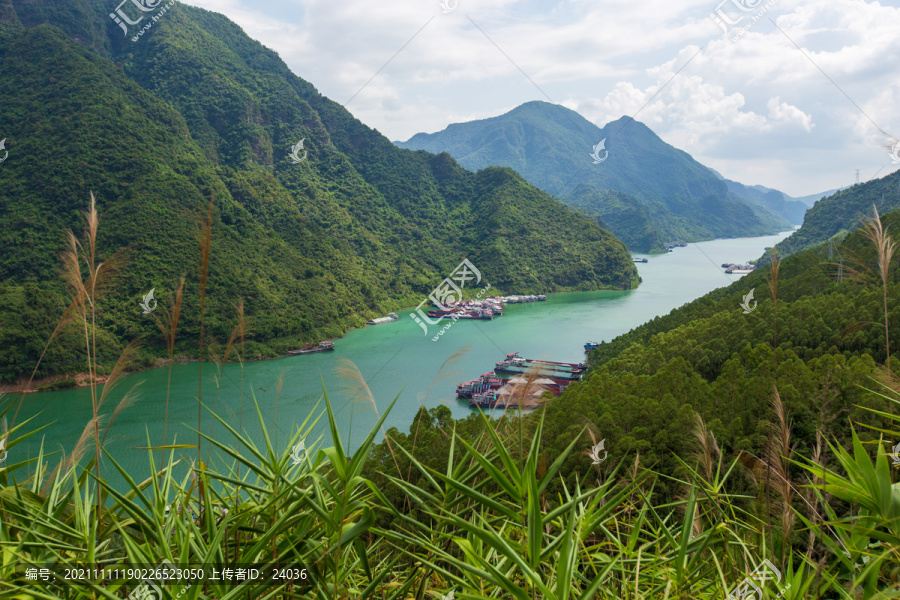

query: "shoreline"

left=1, top=287, right=635, bottom=396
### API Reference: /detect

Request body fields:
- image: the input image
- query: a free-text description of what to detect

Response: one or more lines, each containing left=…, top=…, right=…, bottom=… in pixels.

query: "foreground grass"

left=0, top=385, right=899, bottom=599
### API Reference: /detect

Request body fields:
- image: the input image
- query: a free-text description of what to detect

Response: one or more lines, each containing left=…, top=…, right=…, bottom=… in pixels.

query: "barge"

left=366, top=312, right=399, bottom=325
left=723, top=264, right=757, bottom=274
left=288, top=340, right=335, bottom=355
left=494, top=353, right=586, bottom=380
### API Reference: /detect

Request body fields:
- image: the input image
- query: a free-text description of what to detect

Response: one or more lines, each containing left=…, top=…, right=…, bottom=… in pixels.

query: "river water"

left=6, top=232, right=791, bottom=486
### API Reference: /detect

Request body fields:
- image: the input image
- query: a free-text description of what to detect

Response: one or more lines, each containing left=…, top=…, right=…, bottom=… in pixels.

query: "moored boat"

left=288, top=340, right=335, bottom=355
left=495, top=352, right=585, bottom=371
left=493, top=355, right=585, bottom=380
left=456, top=372, right=504, bottom=399
left=366, top=312, right=399, bottom=325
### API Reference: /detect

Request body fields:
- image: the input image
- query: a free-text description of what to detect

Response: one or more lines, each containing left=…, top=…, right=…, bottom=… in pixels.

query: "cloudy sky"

left=180, top=0, right=900, bottom=197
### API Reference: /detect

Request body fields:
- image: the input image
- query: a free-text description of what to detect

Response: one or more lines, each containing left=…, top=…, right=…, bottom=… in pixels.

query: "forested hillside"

left=759, top=169, right=900, bottom=263
left=0, top=5, right=637, bottom=382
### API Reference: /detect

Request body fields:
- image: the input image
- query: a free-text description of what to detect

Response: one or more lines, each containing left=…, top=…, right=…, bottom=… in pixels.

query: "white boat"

left=366, top=312, right=399, bottom=325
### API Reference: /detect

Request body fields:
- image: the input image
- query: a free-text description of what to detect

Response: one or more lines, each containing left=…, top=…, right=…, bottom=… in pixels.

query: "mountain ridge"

left=398, top=101, right=795, bottom=252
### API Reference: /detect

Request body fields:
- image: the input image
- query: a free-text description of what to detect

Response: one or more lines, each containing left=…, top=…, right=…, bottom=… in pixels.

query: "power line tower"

left=856, top=169, right=860, bottom=185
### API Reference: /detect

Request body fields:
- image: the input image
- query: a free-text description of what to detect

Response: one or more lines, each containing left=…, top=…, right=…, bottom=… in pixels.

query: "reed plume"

left=405, top=346, right=468, bottom=486
left=41, top=414, right=105, bottom=497
left=691, top=412, right=720, bottom=484
left=333, top=358, right=403, bottom=478
left=98, top=338, right=143, bottom=448
left=860, top=206, right=896, bottom=373
left=60, top=193, right=123, bottom=520
left=738, top=387, right=795, bottom=565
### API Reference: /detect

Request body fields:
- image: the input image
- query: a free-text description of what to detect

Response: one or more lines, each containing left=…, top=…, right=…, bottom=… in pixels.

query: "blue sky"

left=181, top=0, right=900, bottom=197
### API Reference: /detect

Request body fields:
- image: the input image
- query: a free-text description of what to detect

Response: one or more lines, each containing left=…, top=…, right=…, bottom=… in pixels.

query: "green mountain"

left=397, top=101, right=794, bottom=252
left=0, top=3, right=637, bottom=382
left=758, top=169, right=900, bottom=264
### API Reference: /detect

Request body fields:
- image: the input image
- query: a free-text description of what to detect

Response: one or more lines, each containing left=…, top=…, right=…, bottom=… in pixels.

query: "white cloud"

left=178, top=0, right=900, bottom=196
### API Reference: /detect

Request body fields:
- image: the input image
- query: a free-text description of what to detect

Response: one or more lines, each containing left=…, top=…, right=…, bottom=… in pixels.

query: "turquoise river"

left=5, top=232, right=791, bottom=487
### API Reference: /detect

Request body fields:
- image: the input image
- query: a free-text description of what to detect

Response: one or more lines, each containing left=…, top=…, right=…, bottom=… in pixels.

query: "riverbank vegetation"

left=1, top=199, right=899, bottom=597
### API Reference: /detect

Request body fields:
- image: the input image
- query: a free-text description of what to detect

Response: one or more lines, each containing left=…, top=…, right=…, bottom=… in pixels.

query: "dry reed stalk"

left=737, top=387, right=796, bottom=565
left=691, top=412, right=719, bottom=484
left=805, top=430, right=825, bottom=562
left=153, top=275, right=185, bottom=470
left=233, top=298, right=248, bottom=473
left=841, top=206, right=897, bottom=443
left=403, top=345, right=468, bottom=487
left=767, top=246, right=780, bottom=361
left=60, top=193, right=123, bottom=521
left=206, top=302, right=247, bottom=465
left=769, top=388, right=795, bottom=563
left=273, top=372, right=285, bottom=450
left=196, top=196, right=214, bottom=468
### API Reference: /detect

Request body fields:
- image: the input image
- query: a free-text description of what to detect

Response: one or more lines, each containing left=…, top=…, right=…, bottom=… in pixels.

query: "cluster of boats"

left=428, top=298, right=505, bottom=320
left=457, top=353, right=587, bottom=409
left=368, top=294, right=548, bottom=325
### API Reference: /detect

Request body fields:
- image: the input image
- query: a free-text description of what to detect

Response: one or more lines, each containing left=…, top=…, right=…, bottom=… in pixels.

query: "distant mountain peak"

left=397, top=101, right=795, bottom=252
